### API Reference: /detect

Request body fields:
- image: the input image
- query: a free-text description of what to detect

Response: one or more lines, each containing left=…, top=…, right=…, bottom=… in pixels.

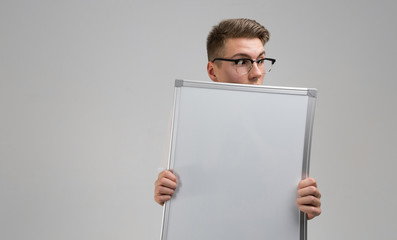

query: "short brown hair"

left=206, top=18, right=270, bottom=61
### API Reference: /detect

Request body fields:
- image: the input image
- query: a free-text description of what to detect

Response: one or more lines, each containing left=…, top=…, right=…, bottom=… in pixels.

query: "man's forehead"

left=223, top=38, right=265, bottom=57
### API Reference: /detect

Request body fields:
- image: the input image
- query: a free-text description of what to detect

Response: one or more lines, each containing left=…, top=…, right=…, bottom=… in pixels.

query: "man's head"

left=206, top=18, right=272, bottom=85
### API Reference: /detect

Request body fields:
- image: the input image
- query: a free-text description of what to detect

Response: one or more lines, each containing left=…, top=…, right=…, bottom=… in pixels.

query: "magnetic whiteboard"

left=160, top=80, right=317, bottom=240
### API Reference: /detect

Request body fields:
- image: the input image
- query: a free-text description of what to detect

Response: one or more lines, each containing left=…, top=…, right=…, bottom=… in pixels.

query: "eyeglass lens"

left=235, top=59, right=273, bottom=75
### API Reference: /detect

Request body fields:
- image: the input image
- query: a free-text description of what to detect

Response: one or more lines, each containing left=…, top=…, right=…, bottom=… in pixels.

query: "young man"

left=154, top=18, right=322, bottom=220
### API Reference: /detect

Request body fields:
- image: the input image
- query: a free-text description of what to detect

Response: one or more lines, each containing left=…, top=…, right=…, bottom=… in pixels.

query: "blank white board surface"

left=161, top=80, right=317, bottom=240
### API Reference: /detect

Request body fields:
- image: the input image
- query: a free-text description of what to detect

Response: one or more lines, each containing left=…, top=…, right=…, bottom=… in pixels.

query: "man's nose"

left=249, top=62, right=263, bottom=80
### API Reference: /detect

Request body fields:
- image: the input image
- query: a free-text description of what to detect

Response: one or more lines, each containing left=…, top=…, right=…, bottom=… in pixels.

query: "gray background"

left=1, top=0, right=396, bottom=239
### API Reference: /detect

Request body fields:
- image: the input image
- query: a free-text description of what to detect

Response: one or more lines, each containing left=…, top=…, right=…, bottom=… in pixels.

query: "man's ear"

left=207, top=61, right=218, bottom=82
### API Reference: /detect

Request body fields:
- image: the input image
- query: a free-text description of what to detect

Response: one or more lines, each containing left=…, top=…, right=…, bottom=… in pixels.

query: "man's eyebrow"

left=230, top=53, right=251, bottom=58
left=230, top=51, right=266, bottom=59
left=257, top=51, right=266, bottom=58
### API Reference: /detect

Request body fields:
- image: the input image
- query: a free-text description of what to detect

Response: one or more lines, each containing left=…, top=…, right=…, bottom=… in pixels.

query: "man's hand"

left=154, top=170, right=178, bottom=205
left=296, top=178, right=322, bottom=220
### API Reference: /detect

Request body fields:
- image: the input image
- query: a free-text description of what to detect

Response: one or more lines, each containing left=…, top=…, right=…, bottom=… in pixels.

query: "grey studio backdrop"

left=0, top=1, right=396, bottom=240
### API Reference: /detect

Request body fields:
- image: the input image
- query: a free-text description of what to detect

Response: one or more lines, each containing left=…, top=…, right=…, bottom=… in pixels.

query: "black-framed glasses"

left=212, top=57, right=276, bottom=75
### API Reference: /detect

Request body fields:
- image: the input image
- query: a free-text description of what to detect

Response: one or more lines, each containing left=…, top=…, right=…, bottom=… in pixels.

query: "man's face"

left=207, top=38, right=265, bottom=85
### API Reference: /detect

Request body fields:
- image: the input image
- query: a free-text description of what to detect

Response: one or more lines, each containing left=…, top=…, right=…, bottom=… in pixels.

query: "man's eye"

left=235, top=59, right=250, bottom=66
left=257, top=59, right=265, bottom=65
